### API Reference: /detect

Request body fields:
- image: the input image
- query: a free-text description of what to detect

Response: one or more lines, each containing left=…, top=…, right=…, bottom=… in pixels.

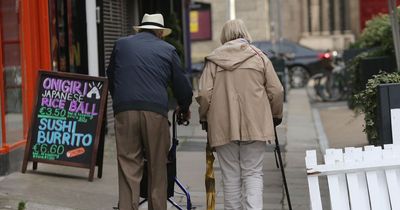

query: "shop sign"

left=22, top=71, right=108, bottom=181
left=190, top=2, right=212, bottom=41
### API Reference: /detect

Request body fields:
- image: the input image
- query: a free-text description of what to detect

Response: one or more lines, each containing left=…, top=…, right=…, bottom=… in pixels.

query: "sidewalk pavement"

left=0, top=89, right=367, bottom=210
left=313, top=101, right=368, bottom=150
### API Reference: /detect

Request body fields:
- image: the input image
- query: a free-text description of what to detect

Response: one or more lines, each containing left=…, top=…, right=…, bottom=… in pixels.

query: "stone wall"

left=281, top=0, right=360, bottom=50
left=280, top=0, right=303, bottom=42
left=191, top=0, right=361, bottom=58
left=191, top=0, right=270, bottom=63
left=0, top=148, right=24, bottom=175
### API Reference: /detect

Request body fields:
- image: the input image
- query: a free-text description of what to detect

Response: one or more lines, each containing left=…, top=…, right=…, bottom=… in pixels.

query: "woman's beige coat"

left=196, top=39, right=284, bottom=148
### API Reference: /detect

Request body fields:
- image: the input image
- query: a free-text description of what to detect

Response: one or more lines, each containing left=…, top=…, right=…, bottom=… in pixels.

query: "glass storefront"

left=0, top=0, right=89, bottom=148
left=0, top=0, right=187, bottom=147
left=49, top=0, right=88, bottom=74
left=0, top=0, right=23, bottom=145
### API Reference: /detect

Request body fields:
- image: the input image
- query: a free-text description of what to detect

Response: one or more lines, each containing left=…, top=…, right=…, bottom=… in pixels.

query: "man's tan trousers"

left=115, top=110, right=170, bottom=210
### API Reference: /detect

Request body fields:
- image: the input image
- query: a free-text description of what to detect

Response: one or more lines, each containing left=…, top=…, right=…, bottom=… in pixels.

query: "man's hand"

left=176, top=106, right=191, bottom=125
left=273, top=118, right=282, bottom=127
left=179, top=110, right=191, bottom=123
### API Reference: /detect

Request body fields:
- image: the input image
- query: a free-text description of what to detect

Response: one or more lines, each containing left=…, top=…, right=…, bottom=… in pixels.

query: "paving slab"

left=319, top=105, right=368, bottom=149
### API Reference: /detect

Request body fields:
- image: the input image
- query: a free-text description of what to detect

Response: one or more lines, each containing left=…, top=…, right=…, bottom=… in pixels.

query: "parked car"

left=252, top=39, right=333, bottom=88
left=191, top=55, right=289, bottom=100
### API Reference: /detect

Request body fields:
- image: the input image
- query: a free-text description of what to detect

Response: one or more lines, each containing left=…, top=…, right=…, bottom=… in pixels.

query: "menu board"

left=22, top=71, right=108, bottom=180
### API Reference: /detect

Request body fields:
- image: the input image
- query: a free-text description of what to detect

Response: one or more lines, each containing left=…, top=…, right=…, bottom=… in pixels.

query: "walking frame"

left=114, top=111, right=192, bottom=210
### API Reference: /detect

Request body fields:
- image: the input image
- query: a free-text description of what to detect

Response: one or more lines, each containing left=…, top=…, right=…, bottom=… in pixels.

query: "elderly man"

left=107, top=13, right=192, bottom=210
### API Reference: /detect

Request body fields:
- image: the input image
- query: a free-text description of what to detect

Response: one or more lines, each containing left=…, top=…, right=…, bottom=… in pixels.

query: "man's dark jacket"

left=107, top=32, right=192, bottom=117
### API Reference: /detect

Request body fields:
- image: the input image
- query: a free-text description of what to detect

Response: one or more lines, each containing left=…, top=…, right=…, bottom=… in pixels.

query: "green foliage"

left=18, top=201, right=26, bottom=210
left=348, top=10, right=398, bottom=108
left=164, top=13, right=185, bottom=68
left=346, top=50, right=387, bottom=108
left=353, top=72, right=400, bottom=144
left=352, top=13, right=394, bottom=54
left=164, top=13, right=185, bottom=102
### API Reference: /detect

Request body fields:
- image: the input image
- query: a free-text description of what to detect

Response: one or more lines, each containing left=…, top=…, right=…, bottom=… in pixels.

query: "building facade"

left=281, top=0, right=398, bottom=51
left=0, top=0, right=51, bottom=175
left=190, top=0, right=357, bottom=59
left=0, top=0, right=190, bottom=175
left=191, top=0, right=396, bottom=55
left=303, top=0, right=357, bottom=50
left=191, top=0, right=271, bottom=63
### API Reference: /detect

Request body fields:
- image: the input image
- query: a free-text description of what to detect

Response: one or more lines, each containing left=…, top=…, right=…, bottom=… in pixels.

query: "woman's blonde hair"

left=220, top=19, right=252, bottom=44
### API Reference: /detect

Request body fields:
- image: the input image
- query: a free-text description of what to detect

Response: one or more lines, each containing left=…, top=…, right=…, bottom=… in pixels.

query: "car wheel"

left=289, top=66, right=310, bottom=88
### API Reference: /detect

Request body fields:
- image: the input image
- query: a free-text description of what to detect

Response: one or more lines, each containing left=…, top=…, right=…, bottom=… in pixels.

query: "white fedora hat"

left=133, top=13, right=172, bottom=37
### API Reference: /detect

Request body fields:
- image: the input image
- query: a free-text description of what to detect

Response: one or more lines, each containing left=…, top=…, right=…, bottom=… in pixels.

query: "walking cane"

left=205, top=142, right=216, bottom=210
left=273, top=126, right=293, bottom=210
left=202, top=122, right=216, bottom=210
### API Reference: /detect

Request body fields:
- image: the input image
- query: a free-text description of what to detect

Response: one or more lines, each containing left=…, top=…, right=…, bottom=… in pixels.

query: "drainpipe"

left=389, top=0, right=400, bottom=71
left=229, top=0, right=236, bottom=20
left=182, top=0, right=191, bottom=73
left=86, top=0, right=99, bottom=76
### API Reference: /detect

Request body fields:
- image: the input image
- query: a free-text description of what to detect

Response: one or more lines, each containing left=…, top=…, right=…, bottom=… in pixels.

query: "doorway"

left=49, top=0, right=88, bottom=74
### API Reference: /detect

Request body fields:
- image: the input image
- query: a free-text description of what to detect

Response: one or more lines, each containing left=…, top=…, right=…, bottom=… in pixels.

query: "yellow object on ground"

left=205, top=143, right=215, bottom=210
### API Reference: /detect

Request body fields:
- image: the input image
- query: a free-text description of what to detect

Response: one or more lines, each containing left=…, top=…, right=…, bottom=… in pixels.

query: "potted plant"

left=353, top=71, right=400, bottom=145
left=347, top=11, right=398, bottom=109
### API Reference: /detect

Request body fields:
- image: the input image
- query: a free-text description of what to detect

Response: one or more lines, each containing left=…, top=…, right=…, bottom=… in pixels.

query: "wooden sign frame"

left=22, top=71, right=108, bottom=181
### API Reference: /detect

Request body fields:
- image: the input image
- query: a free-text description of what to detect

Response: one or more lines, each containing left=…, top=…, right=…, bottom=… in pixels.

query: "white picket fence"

left=305, top=144, right=400, bottom=210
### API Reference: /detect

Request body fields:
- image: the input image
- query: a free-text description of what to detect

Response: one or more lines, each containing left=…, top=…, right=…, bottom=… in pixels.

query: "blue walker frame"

left=138, top=111, right=192, bottom=210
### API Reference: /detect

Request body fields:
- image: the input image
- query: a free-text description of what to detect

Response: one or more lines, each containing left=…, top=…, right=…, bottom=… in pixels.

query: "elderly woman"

left=196, top=19, right=284, bottom=209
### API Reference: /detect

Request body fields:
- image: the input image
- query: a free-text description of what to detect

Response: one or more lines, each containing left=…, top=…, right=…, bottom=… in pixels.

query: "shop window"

left=0, top=0, right=23, bottom=145
left=49, top=0, right=88, bottom=74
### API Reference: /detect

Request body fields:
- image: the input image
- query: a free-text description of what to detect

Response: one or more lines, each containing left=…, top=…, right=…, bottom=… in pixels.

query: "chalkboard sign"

left=22, top=71, right=108, bottom=181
